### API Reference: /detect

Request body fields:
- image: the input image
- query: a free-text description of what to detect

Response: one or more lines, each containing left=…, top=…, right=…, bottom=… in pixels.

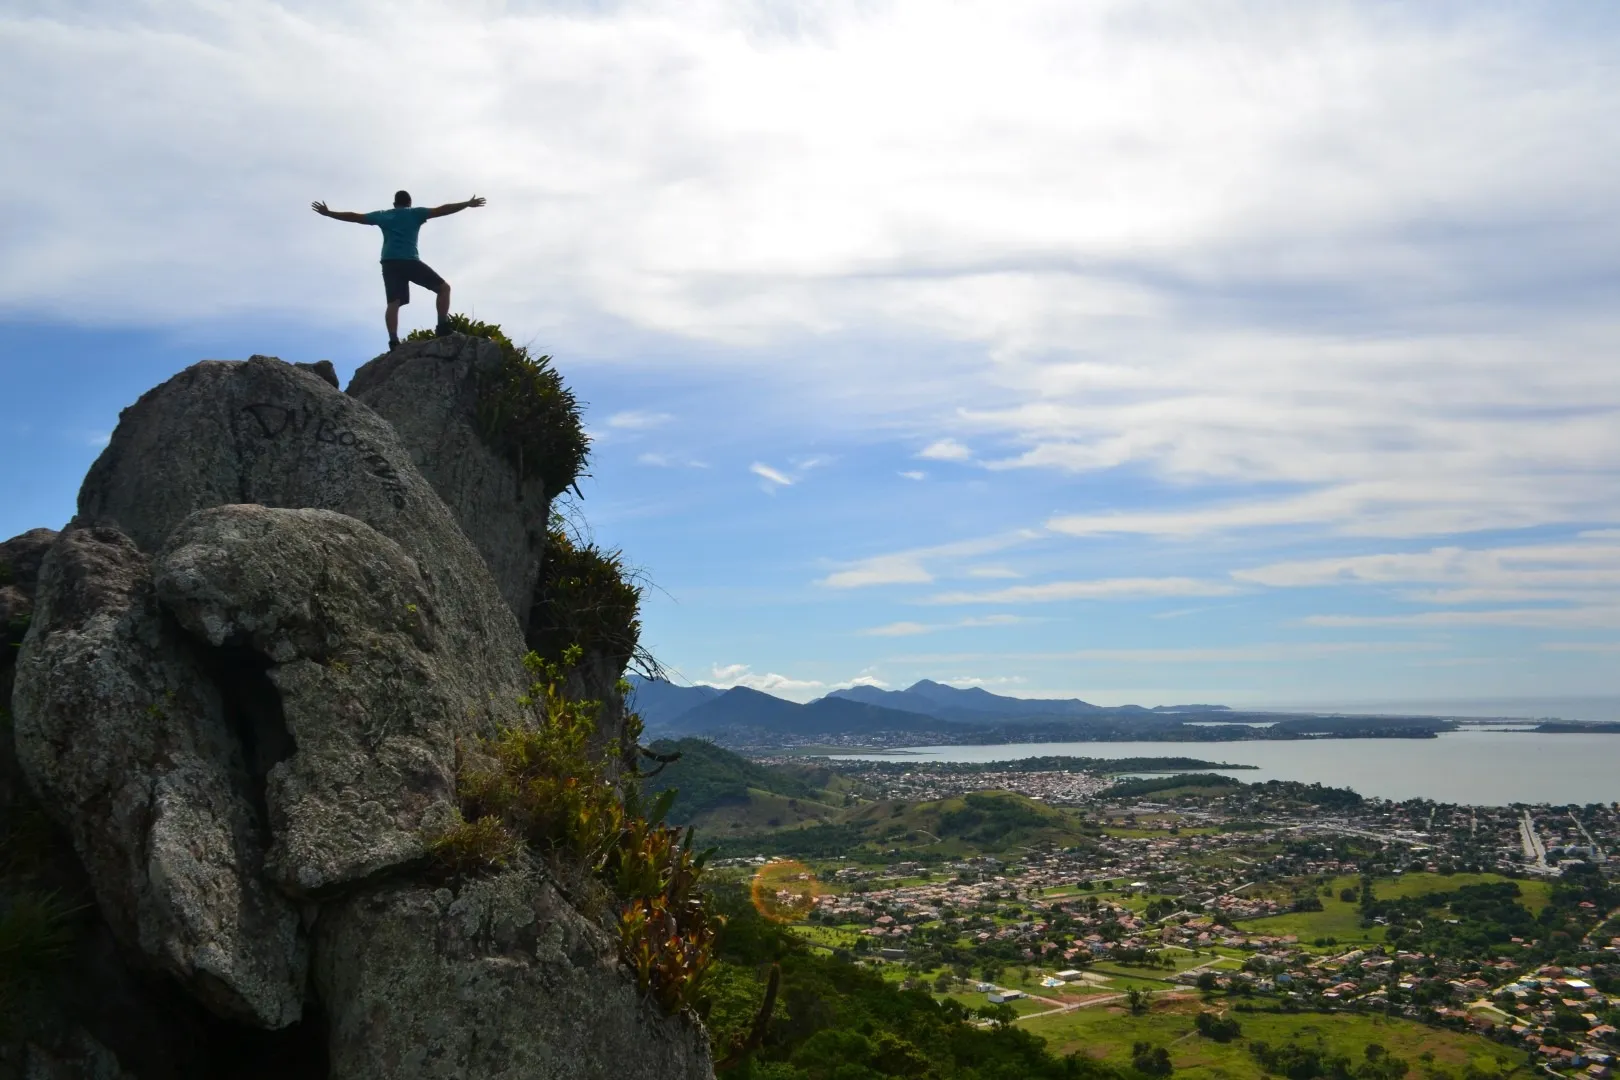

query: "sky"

left=3, top=1, right=1620, bottom=710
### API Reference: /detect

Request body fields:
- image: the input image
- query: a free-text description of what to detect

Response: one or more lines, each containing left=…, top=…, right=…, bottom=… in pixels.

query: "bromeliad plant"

left=427, top=646, right=720, bottom=1014
left=607, top=789, right=720, bottom=1014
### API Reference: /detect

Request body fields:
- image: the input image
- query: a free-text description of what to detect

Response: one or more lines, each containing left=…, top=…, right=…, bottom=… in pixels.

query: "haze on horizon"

left=3, top=1, right=1619, bottom=708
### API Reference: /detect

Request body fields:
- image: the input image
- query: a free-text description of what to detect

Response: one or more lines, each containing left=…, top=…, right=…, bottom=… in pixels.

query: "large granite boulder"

left=315, top=871, right=713, bottom=1080
left=154, top=504, right=496, bottom=895
left=347, top=335, right=550, bottom=634
left=11, top=525, right=307, bottom=1029
left=75, top=355, right=527, bottom=678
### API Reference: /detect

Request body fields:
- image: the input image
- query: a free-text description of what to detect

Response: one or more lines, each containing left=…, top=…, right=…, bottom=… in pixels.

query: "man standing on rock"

left=311, top=190, right=486, bottom=350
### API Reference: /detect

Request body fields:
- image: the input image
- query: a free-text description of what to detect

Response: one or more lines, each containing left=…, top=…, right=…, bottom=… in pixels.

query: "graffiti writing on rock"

left=241, top=403, right=409, bottom=509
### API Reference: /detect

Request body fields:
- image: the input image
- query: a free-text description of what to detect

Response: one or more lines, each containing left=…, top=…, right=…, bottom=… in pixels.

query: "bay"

left=830, top=730, right=1620, bottom=807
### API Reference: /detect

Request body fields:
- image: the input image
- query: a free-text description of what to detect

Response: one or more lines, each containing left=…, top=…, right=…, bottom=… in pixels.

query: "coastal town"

left=716, top=760, right=1620, bottom=1076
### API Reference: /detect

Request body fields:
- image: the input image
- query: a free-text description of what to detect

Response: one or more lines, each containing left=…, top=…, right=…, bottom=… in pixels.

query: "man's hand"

left=313, top=201, right=369, bottom=224
left=427, top=196, right=488, bottom=219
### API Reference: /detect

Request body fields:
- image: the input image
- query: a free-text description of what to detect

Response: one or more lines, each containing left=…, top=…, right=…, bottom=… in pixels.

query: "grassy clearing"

left=785, top=923, right=860, bottom=951
left=1024, top=996, right=1528, bottom=1080
left=1238, top=870, right=1551, bottom=947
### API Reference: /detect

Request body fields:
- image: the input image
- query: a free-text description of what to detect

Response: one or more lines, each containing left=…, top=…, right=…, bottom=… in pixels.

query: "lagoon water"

left=831, top=730, right=1620, bottom=807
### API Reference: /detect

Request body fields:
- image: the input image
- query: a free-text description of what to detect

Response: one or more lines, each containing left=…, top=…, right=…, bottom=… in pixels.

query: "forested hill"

left=641, top=737, right=828, bottom=824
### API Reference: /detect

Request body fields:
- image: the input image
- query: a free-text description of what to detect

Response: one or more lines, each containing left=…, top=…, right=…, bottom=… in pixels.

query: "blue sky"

left=4, top=1, right=1620, bottom=707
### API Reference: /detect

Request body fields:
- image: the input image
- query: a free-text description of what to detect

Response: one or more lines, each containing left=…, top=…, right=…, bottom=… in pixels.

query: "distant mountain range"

left=628, top=676, right=1231, bottom=738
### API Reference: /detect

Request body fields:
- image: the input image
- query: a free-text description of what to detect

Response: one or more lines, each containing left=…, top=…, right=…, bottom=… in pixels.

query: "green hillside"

left=641, top=737, right=836, bottom=825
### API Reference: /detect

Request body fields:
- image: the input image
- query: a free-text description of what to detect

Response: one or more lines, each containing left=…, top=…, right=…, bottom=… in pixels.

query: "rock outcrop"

left=6, top=343, right=712, bottom=1079
left=347, top=335, right=551, bottom=635
left=316, top=871, right=713, bottom=1080
left=13, top=524, right=307, bottom=1028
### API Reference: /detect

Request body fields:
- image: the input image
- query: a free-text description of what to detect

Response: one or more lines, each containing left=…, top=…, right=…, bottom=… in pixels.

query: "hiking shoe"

left=388, top=337, right=400, bottom=350
left=434, top=320, right=452, bottom=337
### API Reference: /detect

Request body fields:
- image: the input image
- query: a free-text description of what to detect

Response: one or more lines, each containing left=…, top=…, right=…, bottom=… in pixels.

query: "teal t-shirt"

left=364, top=206, right=432, bottom=261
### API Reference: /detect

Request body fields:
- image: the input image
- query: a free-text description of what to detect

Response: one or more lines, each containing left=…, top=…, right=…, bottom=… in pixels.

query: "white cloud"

left=940, top=676, right=1026, bottom=688
left=928, top=577, right=1240, bottom=605
left=1237, top=538, right=1620, bottom=625
left=637, top=451, right=706, bottom=468
left=607, top=410, right=672, bottom=430
left=822, top=555, right=933, bottom=589
left=703, top=663, right=824, bottom=693
left=917, top=438, right=972, bottom=462
left=749, top=462, right=794, bottom=488
left=819, top=529, right=1042, bottom=589
left=1541, top=642, right=1620, bottom=653
left=838, top=674, right=890, bottom=689
left=859, top=614, right=1025, bottom=636
left=1059, top=642, right=1444, bottom=663
left=899, top=470, right=927, bottom=481
left=965, top=566, right=1020, bottom=579
left=1303, top=608, right=1620, bottom=629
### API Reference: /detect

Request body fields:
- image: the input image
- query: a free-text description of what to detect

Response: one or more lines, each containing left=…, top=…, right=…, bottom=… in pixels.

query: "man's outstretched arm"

left=426, top=195, right=487, bottom=219
left=311, top=201, right=370, bottom=224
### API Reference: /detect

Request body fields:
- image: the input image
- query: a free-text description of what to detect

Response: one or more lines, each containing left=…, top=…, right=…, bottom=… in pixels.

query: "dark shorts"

left=380, top=259, right=446, bottom=305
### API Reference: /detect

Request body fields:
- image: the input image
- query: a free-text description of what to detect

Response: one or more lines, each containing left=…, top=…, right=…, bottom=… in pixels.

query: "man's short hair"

left=394, top=190, right=411, bottom=207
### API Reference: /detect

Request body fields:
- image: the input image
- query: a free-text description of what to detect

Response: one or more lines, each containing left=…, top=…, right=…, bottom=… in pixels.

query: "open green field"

left=1379, top=871, right=1552, bottom=912
left=785, top=923, right=861, bottom=951
left=1237, top=871, right=1551, bottom=946
left=1024, top=997, right=1528, bottom=1080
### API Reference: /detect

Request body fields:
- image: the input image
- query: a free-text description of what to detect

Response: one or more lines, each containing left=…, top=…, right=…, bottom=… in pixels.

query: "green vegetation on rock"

left=527, top=521, right=642, bottom=669
left=428, top=647, right=719, bottom=1014
left=408, top=313, right=589, bottom=497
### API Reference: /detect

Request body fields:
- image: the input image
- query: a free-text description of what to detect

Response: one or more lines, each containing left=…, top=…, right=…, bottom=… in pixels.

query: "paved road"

left=1520, top=810, right=1550, bottom=873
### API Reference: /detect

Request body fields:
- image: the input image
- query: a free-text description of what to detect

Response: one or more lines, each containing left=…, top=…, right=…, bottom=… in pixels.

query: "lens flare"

left=750, top=859, right=819, bottom=923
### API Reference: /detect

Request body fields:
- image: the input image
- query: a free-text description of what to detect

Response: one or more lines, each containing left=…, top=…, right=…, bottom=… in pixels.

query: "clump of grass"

left=424, top=647, right=720, bottom=1014
left=527, top=524, right=641, bottom=670
left=0, top=559, right=14, bottom=586
left=408, top=314, right=589, bottom=497
left=0, top=891, right=79, bottom=1021
left=423, top=814, right=523, bottom=882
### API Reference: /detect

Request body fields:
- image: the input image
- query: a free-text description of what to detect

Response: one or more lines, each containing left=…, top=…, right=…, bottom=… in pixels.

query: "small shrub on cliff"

left=407, top=314, right=588, bottom=497
left=427, top=647, right=719, bottom=1014
left=528, top=524, right=641, bottom=670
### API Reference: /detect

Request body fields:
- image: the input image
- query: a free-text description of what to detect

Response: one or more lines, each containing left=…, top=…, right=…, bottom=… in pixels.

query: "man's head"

left=393, top=190, right=412, bottom=208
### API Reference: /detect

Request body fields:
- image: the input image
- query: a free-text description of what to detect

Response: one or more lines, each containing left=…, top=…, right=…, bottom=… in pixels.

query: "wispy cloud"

left=928, top=577, right=1240, bottom=605
left=859, top=614, right=1026, bottom=636
left=750, top=462, right=795, bottom=488
left=822, top=555, right=933, bottom=589
left=607, top=410, right=672, bottom=430
left=637, top=451, right=706, bottom=468
left=1303, top=608, right=1620, bottom=629
left=898, top=470, right=926, bottom=481
left=819, top=530, right=1043, bottom=589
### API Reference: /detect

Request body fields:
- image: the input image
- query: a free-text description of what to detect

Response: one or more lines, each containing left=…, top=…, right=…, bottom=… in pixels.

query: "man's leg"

left=435, top=283, right=451, bottom=333
left=386, top=301, right=402, bottom=347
